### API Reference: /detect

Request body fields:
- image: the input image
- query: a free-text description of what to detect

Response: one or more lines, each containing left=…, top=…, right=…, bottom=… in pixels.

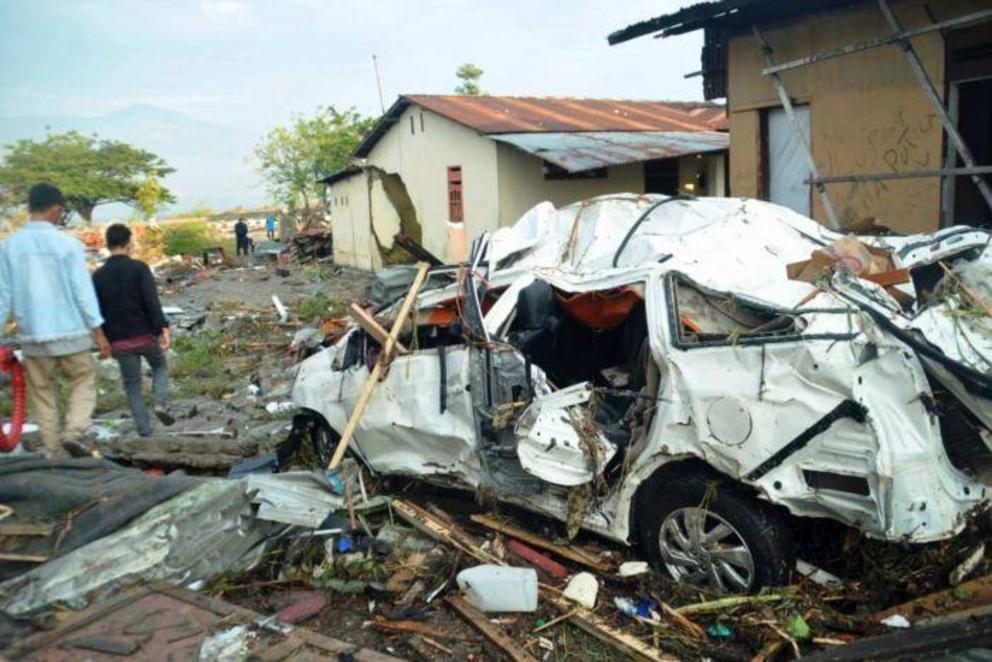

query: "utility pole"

left=372, top=54, right=386, bottom=114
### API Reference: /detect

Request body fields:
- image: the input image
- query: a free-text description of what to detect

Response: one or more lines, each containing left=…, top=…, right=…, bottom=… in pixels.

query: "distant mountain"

left=0, top=104, right=267, bottom=220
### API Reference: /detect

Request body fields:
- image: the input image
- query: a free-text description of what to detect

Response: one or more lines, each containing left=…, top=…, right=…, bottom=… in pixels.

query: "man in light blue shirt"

left=265, top=214, right=277, bottom=241
left=0, top=183, right=111, bottom=457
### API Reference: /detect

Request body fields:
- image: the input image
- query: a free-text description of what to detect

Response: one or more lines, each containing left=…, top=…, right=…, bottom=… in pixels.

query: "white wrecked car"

left=293, top=194, right=992, bottom=592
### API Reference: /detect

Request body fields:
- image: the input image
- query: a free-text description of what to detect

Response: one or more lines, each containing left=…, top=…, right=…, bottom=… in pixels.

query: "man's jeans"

left=115, top=342, right=168, bottom=437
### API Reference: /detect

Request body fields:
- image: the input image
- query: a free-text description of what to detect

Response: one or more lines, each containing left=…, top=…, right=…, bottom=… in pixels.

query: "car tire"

left=637, top=472, right=793, bottom=593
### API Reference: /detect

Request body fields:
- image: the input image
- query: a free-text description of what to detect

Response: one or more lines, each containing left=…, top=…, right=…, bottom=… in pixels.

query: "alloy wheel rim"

left=658, top=506, right=755, bottom=592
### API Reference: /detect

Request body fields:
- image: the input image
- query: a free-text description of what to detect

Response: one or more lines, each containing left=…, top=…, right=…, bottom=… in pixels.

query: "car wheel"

left=637, top=473, right=793, bottom=592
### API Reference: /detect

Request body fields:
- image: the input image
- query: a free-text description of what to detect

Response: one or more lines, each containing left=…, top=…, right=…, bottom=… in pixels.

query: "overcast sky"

left=0, top=0, right=704, bottom=133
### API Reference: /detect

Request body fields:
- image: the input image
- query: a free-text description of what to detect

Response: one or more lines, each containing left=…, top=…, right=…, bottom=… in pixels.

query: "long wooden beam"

left=805, top=166, right=992, bottom=185
left=327, top=263, right=429, bottom=470
left=762, top=8, right=992, bottom=76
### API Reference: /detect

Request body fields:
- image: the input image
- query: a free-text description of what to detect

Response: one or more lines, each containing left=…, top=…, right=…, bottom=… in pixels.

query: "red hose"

left=0, top=346, right=25, bottom=452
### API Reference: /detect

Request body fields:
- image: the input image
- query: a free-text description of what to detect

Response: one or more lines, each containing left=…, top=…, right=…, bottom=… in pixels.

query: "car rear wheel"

left=638, top=473, right=793, bottom=592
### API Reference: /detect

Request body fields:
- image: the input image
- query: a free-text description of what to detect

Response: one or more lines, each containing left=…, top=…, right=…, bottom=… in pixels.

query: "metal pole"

left=876, top=0, right=992, bottom=219
left=761, top=7, right=992, bottom=76
left=754, top=27, right=841, bottom=230
left=805, top=165, right=992, bottom=185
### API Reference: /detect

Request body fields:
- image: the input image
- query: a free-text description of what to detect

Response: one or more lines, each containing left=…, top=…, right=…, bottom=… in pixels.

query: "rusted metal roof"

left=353, top=95, right=727, bottom=158
left=405, top=95, right=727, bottom=133
left=491, top=131, right=728, bottom=172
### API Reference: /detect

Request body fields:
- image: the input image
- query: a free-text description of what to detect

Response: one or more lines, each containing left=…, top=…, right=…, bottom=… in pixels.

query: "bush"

left=163, top=221, right=218, bottom=256
left=172, top=328, right=225, bottom=379
left=295, top=292, right=341, bottom=322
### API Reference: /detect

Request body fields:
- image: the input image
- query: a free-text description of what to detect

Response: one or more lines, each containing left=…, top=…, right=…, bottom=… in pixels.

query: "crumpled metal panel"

left=0, top=481, right=280, bottom=617
left=245, top=471, right=344, bottom=528
left=491, top=130, right=728, bottom=172
left=293, top=193, right=992, bottom=547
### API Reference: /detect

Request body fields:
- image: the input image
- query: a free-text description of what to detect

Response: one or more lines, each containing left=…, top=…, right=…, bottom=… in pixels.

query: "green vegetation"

left=455, top=63, right=485, bottom=96
left=163, top=221, right=219, bottom=256
left=0, top=131, right=174, bottom=224
left=254, top=106, right=375, bottom=214
left=295, top=292, right=341, bottom=322
left=172, top=328, right=225, bottom=379
left=172, top=329, right=235, bottom=399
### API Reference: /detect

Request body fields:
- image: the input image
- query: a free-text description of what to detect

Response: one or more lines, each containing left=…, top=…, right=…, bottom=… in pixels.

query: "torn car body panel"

left=294, top=194, right=992, bottom=547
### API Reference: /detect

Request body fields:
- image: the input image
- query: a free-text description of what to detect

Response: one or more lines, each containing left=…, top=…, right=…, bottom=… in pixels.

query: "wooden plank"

left=875, top=574, right=992, bottom=622
left=507, top=539, right=569, bottom=579
left=0, top=521, right=55, bottom=537
left=446, top=596, right=538, bottom=662
left=470, top=514, right=611, bottom=573
left=542, top=590, right=676, bottom=662
left=328, top=262, right=429, bottom=470
left=805, top=165, right=992, bottom=185
left=399, top=502, right=672, bottom=662
left=0, top=552, right=49, bottom=563
left=392, top=500, right=499, bottom=565
left=349, top=303, right=410, bottom=355
left=370, top=616, right=472, bottom=641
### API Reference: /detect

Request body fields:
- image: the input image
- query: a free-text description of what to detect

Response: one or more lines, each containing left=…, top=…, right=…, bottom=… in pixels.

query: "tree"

left=135, top=174, right=165, bottom=220
left=455, top=63, right=485, bottom=96
left=0, top=131, right=175, bottom=224
left=254, top=106, right=376, bottom=215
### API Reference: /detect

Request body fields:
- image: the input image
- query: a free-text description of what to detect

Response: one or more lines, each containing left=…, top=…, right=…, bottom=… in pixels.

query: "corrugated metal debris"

left=491, top=130, right=728, bottom=172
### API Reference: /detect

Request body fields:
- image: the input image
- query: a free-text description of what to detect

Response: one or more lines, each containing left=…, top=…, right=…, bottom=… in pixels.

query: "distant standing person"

left=92, top=224, right=175, bottom=437
left=265, top=214, right=276, bottom=241
left=235, top=217, right=250, bottom=256
left=0, top=183, right=111, bottom=457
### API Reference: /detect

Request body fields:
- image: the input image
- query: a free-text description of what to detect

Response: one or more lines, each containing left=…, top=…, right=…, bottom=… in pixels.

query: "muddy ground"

left=67, top=253, right=992, bottom=661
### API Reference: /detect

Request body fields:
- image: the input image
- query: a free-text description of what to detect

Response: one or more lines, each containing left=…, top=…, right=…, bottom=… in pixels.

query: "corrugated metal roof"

left=404, top=94, right=727, bottom=134
left=353, top=95, right=727, bottom=159
left=491, top=131, right=728, bottom=172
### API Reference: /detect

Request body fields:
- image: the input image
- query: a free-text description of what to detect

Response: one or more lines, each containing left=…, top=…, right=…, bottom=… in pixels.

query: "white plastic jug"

left=456, top=564, right=538, bottom=612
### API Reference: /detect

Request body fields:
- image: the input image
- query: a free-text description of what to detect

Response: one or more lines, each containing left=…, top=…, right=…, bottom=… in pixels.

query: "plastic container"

left=456, top=564, right=538, bottom=612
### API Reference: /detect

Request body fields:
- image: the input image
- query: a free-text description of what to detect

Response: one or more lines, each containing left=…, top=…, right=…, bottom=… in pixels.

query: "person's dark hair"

left=105, top=223, right=132, bottom=249
left=27, top=183, right=66, bottom=213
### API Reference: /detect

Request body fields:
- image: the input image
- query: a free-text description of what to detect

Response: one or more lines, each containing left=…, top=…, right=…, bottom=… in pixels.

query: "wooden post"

left=327, top=263, right=430, bottom=470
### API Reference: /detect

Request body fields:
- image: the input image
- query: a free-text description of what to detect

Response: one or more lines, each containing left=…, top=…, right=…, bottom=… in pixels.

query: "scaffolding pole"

left=876, top=0, right=992, bottom=218
left=753, top=27, right=841, bottom=230
left=761, top=7, right=992, bottom=76
left=805, top=166, right=992, bottom=185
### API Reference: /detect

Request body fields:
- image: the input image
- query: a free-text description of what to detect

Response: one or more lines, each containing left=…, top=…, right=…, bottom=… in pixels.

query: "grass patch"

left=94, top=372, right=129, bottom=415
left=172, top=328, right=226, bottom=380
left=163, top=221, right=221, bottom=257
left=295, top=293, right=342, bottom=323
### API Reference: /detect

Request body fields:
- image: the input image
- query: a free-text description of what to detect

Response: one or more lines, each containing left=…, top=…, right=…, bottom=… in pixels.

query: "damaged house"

left=322, top=95, right=728, bottom=270
left=610, top=0, right=992, bottom=232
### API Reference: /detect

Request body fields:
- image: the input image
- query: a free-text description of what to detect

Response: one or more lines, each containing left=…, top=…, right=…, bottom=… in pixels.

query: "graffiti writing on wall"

left=822, top=110, right=940, bottom=227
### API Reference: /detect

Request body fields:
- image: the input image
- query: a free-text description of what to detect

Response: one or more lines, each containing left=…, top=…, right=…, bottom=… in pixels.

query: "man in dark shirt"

left=92, top=224, right=174, bottom=437
left=234, top=217, right=250, bottom=256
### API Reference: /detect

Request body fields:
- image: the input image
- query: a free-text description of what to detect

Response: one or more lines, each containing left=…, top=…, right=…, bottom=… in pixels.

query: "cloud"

left=200, top=0, right=250, bottom=20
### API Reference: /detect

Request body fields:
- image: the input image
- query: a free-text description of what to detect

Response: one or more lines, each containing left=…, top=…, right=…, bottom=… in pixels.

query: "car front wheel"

left=637, top=473, right=793, bottom=593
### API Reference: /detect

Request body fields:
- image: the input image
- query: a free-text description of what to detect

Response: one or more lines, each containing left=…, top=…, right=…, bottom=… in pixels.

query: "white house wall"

left=366, top=106, right=500, bottom=263
left=328, top=173, right=378, bottom=271
left=495, top=143, right=646, bottom=228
